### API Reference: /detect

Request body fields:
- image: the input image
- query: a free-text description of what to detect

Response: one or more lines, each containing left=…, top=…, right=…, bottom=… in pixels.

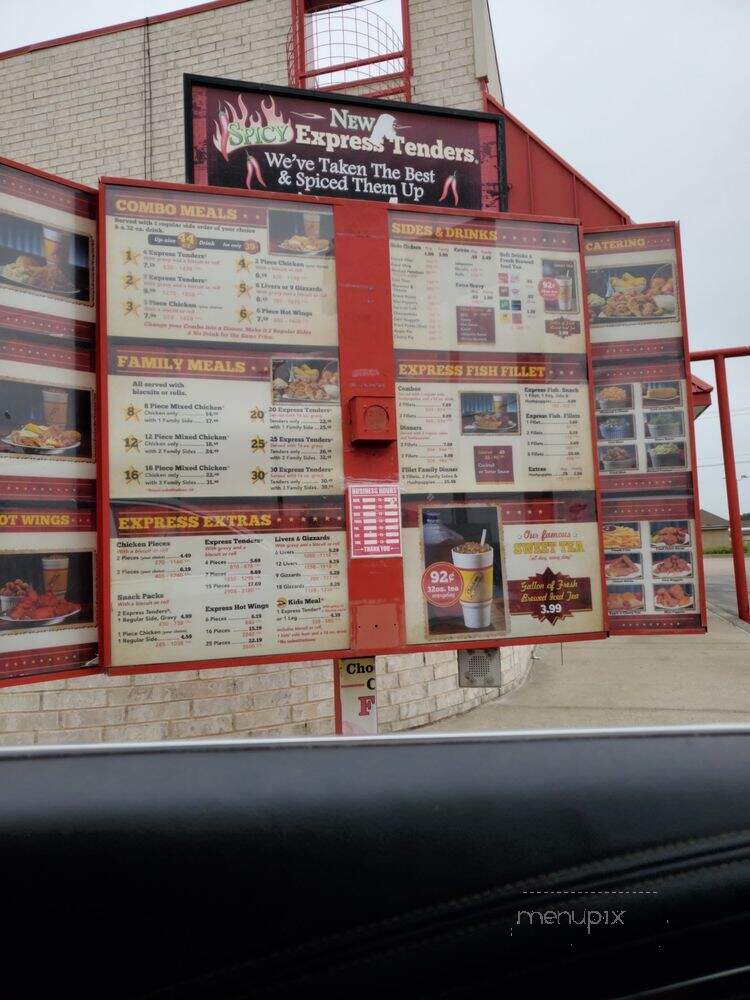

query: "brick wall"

left=0, top=0, right=527, bottom=742
left=0, top=0, right=486, bottom=187
left=0, top=646, right=532, bottom=745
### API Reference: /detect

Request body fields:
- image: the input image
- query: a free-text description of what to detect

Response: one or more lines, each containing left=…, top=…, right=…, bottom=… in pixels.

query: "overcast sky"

left=3, top=0, right=749, bottom=516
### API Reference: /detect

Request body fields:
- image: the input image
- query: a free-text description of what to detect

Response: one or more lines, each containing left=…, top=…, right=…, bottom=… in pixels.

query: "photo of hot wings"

left=0, top=552, right=93, bottom=632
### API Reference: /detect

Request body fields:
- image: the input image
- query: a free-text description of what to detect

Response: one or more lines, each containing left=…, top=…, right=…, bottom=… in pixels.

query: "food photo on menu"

left=604, top=552, right=643, bottom=581
left=0, top=211, right=92, bottom=302
left=651, top=520, right=691, bottom=549
left=460, top=392, right=520, bottom=434
left=271, top=358, right=340, bottom=404
left=0, top=551, right=93, bottom=631
left=586, top=262, right=677, bottom=324
left=0, top=380, right=91, bottom=459
left=598, top=443, right=638, bottom=474
left=644, top=409, right=684, bottom=440
left=646, top=440, right=687, bottom=471
left=419, top=505, right=508, bottom=639
left=267, top=208, right=333, bottom=257
left=595, top=384, right=633, bottom=412
left=606, top=583, right=646, bottom=615
left=642, top=380, right=682, bottom=408
left=602, top=523, right=642, bottom=551
left=597, top=413, right=635, bottom=443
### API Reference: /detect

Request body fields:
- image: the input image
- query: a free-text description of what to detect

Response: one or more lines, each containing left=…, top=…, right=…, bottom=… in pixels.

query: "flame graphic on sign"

left=212, top=95, right=292, bottom=159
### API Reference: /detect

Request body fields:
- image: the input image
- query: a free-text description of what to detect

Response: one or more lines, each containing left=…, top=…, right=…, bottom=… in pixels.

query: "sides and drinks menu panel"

left=103, top=184, right=349, bottom=669
left=585, top=225, right=705, bottom=632
left=390, top=213, right=605, bottom=646
left=0, top=161, right=98, bottom=681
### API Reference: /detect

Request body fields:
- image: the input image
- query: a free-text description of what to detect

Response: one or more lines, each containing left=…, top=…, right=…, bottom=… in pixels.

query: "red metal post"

left=713, top=353, right=750, bottom=622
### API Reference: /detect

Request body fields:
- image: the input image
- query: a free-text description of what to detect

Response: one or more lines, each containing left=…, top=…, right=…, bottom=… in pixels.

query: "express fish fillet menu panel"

left=103, top=183, right=349, bottom=670
left=585, top=223, right=705, bottom=633
left=391, top=213, right=605, bottom=646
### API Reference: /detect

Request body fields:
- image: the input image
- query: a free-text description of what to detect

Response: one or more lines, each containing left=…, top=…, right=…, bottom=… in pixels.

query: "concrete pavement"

left=702, top=553, right=750, bottom=620
left=422, top=557, right=750, bottom=732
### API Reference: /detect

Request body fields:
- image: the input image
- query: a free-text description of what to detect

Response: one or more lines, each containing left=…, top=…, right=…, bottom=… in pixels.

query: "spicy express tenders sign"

left=186, top=76, right=506, bottom=210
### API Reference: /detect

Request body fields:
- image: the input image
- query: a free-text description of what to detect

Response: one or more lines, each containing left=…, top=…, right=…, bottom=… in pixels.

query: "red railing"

left=288, top=0, right=412, bottom=101
left=690, top=346, right=750, bottom=623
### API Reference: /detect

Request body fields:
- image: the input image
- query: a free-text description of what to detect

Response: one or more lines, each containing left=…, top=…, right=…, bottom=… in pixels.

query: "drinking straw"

left=480, top=529, right=487, bottom=547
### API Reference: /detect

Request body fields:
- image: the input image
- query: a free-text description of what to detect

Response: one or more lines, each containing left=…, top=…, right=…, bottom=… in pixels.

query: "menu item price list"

left=109, top=505, right=350, bottom=667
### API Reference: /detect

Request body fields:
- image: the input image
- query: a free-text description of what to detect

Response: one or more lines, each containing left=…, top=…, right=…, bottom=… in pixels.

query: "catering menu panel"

left=585, top=223, right=705, bottom=633
left=103, top=183, right=349, bottom=670
left=391, top=212, right=605, bottom=646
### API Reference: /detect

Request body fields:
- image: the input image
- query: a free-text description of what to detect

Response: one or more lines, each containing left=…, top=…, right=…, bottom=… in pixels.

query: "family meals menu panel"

left=389, top=213, right=605, bottom=648
left=103, top=184, right=349, bottom=668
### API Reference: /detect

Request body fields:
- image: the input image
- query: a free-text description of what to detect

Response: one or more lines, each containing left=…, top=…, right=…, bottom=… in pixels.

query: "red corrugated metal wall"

left=485, top=94, right=630, bottom=226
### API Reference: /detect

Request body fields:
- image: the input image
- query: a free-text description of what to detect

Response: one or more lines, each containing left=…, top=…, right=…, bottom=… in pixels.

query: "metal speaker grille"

left=458, top=648, right=503, bottom=688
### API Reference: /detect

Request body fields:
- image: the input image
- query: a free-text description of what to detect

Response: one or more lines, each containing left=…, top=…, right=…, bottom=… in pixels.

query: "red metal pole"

left=714, top=354, right=750, bottom=622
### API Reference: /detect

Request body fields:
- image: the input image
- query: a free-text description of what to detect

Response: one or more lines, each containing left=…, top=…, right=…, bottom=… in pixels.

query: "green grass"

left=704, top=546, right=750, bottom=556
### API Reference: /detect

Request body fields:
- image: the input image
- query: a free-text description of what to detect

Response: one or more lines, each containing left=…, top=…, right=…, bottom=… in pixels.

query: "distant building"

left=700, top=509, right=750, bottom=552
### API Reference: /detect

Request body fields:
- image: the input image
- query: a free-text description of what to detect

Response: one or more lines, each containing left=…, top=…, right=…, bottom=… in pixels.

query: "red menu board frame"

left=97, top=176, right=608, bottom=676
left=584, top=222, right=707, bottom=635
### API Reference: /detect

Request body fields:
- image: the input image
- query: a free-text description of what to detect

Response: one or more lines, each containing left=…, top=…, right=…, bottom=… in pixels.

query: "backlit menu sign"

left=0, top=159, right=98, bottom=682
left=185, top=76, right=506, bottom=211
left=390, top=213, right=605, bottom=646
left=585, top=224, right=706, bottom=633
left=101, top=182, right=349, bottom=671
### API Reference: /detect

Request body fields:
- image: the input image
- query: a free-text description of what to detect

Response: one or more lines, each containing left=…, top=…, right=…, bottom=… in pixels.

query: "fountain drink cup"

left=303, top=212, right=321, bottom=242
left=42, top=388, right=69, bottom=426
left=41, top=227, right=69, bottom=265
left=451, top=543, right=494, bottom=629
left=557, top=275, right=573, bottom=311
left=42, top=555, right=69, bottom=596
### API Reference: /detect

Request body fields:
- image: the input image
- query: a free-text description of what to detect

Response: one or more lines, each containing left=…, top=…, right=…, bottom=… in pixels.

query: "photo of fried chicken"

left=605, top=554, right=641, bottom=579
left=654, top=584, right=693, bottom=609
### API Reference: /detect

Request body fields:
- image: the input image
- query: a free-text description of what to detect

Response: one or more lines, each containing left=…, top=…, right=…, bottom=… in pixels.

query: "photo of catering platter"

left=0, top=161, right=96, bottom=341
left=594, top=376, right=692, bottom=480
left=586, top=262, right=677, bottom=326
left=584, top=225, right=684, bottom=355
left=601, top=514, right=700, bottom=620
left=0, top=377, right=93, bottom=460
left=400, top=494, right=604, bottom=645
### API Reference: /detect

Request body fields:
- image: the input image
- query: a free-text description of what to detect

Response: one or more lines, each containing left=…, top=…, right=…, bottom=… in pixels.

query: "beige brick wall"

left=0, top=0, right=486, bottom=186
left=0, top=1, right=523, bottom=743
left=0, top=646, right=532, bottom=745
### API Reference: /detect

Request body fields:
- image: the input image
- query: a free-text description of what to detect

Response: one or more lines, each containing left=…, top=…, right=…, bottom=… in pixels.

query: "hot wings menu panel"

left=585, top=223, right=706, bottom=634
left=103, top=182, right=349, bottom=670
left=390, top=212, right=605, bottom=646
left=0, top=159, right=98, bottom=681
